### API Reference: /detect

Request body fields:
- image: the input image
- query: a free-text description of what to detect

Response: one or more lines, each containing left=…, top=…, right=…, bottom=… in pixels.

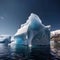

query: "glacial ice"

left=0, top=35, right=11, bottom=44
left=14, top=13, right=51, bottom=45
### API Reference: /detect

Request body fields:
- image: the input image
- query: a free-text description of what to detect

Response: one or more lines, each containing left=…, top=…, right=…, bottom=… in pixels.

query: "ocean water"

left=0, top=43, right=11, bottom=60
left=0, top=43, right=51, bottom=60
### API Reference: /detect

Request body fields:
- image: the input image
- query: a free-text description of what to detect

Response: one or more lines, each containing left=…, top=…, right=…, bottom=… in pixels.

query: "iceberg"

left=14, top=13, right=51, bottom=45
left=0, top=35, right=11, bottom=44
left=13, top=13, right=51, bottom=59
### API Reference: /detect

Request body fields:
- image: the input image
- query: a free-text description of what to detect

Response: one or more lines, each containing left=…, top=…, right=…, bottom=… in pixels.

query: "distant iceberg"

left=14, top=13, right=51, bottom=45
left=0, top=35, right=11, bottom=45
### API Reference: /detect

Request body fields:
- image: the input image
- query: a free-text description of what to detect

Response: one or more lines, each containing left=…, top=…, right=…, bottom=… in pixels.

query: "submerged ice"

left=14, top=13, right=51, bottom=45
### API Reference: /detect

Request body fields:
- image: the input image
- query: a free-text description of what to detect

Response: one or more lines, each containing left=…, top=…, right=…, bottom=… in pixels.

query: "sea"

left=0, top=43, right=59, bottom=60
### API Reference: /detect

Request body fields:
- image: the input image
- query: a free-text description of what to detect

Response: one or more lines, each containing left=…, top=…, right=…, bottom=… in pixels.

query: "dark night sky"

left=0, top=0, right=60, bottom=35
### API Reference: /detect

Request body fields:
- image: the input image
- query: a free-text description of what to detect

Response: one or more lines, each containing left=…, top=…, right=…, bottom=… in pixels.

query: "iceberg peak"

left=15, top=13, right=44, bottom=36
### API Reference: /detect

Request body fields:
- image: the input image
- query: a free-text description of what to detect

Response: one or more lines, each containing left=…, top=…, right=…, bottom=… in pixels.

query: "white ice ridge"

left=51, top=30, right=60, bottom=38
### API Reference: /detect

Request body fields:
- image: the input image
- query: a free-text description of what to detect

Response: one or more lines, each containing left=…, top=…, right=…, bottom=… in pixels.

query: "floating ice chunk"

left=51, top=30, right=60, bottom=39
left=0, top=35, right=11, bottom=44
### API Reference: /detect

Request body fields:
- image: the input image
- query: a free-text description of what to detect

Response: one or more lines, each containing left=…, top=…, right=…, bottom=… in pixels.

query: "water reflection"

left=0, top=43, right=51, bottom=60
left=0, top=43, right=11, bottom=60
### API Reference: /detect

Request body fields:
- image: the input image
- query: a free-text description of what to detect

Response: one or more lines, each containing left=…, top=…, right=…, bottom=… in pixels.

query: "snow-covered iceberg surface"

left=14, top=13, right=51, bottom=45
left=51, top=30, right=60, bottom=38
